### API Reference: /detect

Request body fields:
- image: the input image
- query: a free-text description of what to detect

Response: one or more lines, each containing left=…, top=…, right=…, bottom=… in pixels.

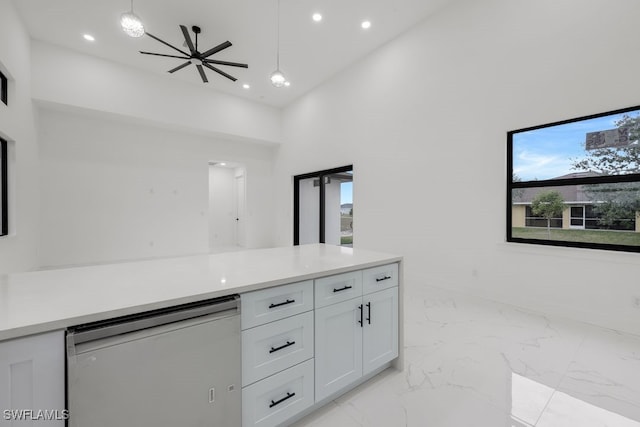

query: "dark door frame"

left=1, top=138, right=7, bottom=236
left=293, top=165, right=353, bottom=245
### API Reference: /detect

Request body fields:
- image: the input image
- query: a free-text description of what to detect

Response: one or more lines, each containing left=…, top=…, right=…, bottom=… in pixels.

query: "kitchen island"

left=0, top=244, right=403, bottom=426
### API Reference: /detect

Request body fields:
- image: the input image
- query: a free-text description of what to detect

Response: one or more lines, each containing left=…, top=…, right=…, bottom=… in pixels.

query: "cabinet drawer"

left=242, top=312, right=314, bottom=387
left=242, top=280, right=313, bottom=330
left=362, top=263, right=398, bottom=294
left=314, top=271, right=362, bottom=308
left=242, top=359, right=314, bottom=427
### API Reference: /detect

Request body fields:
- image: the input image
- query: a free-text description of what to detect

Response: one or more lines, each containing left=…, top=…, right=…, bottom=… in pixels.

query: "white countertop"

left=0, top=244, right=401, bottom=341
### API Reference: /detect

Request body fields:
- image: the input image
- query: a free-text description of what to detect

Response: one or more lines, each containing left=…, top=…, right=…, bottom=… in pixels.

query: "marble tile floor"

left=292, top=286, right=640, bottom=427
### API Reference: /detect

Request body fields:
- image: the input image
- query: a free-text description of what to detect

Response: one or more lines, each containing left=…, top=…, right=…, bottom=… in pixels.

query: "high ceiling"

left=12, top=0, right=451, bottom=107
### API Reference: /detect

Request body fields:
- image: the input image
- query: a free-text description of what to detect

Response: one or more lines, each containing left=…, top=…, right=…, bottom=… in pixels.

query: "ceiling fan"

left=141, top=25, right=248, bottom=83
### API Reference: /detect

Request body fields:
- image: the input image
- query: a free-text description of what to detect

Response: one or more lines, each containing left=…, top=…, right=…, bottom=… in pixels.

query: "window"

left=0, top=70, right=7, bottom=105
left=294, top=166, right=353, bottom=246
left=508, top=105, right=640, bottom=252
left=1, top=138, right=7, bottom=236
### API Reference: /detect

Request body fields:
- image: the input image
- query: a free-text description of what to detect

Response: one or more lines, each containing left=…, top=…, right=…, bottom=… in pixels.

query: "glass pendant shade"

left=270, top=70, right=286, bottom=87
left=121, top=12, right=145, bottom=37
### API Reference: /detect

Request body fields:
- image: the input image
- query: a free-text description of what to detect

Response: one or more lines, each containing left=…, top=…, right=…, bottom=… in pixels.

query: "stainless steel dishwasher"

left=66, top=294, right=241, bottom=427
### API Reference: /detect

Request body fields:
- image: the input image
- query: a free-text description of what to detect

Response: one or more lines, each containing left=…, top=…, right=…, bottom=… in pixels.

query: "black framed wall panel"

left=1, top=138, right=8, bottom=236
left=0, top=70, right=7, bottom=106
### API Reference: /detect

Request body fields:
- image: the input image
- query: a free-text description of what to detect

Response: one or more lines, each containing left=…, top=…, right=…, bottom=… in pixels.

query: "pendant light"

left=270, top=0, right=287, bottom=87
left=121, top=0, right=145, bottom=38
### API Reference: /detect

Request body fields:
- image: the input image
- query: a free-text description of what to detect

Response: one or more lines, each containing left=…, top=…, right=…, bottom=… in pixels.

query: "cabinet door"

left=314, top=298, right=363, bottom=402
left=0, top=331, right=66, bottom=426
left=363, top=287, right=398, bottom=376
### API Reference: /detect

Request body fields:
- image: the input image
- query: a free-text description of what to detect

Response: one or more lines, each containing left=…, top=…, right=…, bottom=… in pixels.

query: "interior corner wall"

left=0, top=0, right=39, bottom=274
left=38, top=108, right=275, bottom=268
left=275, top=0, right=640, bottom=336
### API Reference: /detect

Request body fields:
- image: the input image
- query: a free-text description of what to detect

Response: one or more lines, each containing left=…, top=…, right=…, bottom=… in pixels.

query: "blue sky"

left=512, top=110, right=640, bottom=181
left=341, top=182, right=353, bottom=204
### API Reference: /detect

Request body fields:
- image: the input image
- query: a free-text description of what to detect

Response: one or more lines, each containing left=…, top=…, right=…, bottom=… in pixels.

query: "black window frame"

left=0, top=70, right=7, bottom=106
left=1, top=138, right=7, bottom=236
left=507, top=104, right=640, bottom=253
left=293, top=165, right=353, bottom=245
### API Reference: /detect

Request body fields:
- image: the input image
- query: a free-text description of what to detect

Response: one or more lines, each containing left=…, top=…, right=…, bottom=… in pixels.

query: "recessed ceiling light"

left=361, top=21, right=371, bottom=29
left=220, top=162, right=227, bottom=166
left=284, top=81, right=291, bottom=87
left=312, top=13, right=322, bottom=22
left=83, top=34, right=95, bottom=42
left=242, top=84, right=250, bottom=89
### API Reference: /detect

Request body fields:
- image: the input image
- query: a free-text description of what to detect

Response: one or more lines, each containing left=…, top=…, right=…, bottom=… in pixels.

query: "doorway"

left=294, top=166, right=353, bottom=246
left=208, top=162, right=246, bottom=251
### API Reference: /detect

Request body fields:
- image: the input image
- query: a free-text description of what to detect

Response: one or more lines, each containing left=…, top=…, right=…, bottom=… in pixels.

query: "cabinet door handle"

left=366, top=302, right=371, bottom=324
left=269, top=340, right=296, bottom=354
left=333, top=285, right=353, bottom=293
left=269, top=299, right=295, bottom=309
left=358, top=304, right=363, bottom=327
left=269, top=392, right=296, bottom=408
left=376, top=275, right=392, bottom=282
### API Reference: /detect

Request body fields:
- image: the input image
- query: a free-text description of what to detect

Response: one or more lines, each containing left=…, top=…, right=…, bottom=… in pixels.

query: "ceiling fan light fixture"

left=270, top=70, right=286, bottom=88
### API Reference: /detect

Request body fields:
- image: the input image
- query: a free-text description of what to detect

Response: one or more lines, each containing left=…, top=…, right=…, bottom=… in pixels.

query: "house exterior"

left=512, top=172, right=640, bottom=232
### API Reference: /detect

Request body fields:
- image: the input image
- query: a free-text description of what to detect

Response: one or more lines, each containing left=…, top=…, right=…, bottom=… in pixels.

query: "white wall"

left=0, top=0, right=39, bottom=273
left=30, top=41, right=282, bottom=145
left=275, top=0, right=640, bottom=336
left=38, top=107, right=275, bottom=268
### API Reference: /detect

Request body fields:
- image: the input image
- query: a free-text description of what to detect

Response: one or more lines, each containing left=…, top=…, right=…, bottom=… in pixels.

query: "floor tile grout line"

left=532, top=329, right=590, bottom=426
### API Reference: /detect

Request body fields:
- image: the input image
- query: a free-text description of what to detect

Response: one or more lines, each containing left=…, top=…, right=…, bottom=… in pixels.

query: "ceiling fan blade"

left=168, top=61, right=192, bottom=73
left=145, top=32, right=190, bottom=57
left=196, top=64, right=209, bottom=83
left=201, top=41, right=232, bottom=58
left=203, top=63, right=237, bottom=82
left=204, top=59, right=248, bottom=68
left=140, top=51, right=190, bottom=60
left=180, top=25, right=196, bottom=54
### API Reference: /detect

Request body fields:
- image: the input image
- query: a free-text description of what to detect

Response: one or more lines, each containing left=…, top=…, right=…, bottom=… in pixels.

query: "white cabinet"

left=242, top=311, right=314, bottom=387
left=314, top=298, right=363, bottom=401
left=0, top=331, right=66, bottom=426
left=242, top=359, right=314, bottom=427
left=362, top=287, right=399, bottom=376
left=241, top=286, right=315, bottom=427
left=242, top=262, right=400, bottom=425
left=314, top=265, right=399, bottom=403
left=241, top=280, right=314, bottom=330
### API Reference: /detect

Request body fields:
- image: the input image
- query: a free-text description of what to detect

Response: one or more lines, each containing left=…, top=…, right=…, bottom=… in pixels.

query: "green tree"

left=572, top=114, right=640, bottom=229
left=512, top=173, right=525, bottom=202
left=572, top=114, right=640, bottom=174
left=531, top=190, right=564, bottom=238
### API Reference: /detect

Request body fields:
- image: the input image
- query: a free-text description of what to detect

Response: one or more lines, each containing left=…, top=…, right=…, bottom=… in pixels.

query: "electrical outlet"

left=633, top=296, right=640, bottom=309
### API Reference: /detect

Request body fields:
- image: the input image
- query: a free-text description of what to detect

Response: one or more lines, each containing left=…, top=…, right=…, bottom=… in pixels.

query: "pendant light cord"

left=130, top=0, right=134, bottom=13
left=276, top=0, right=280, bottom=69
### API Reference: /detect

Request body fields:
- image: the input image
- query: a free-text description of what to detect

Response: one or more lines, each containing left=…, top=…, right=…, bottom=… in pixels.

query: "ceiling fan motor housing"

left=139, top=25, right=248, bottom=83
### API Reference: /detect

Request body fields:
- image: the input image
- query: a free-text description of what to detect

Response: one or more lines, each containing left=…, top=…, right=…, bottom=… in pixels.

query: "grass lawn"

left=341, top=236, right=353, bottom=245
left=511, top=227, right=640, bottom=246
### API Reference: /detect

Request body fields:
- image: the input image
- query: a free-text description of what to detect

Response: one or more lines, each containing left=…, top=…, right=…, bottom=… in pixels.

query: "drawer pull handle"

left=270, top=392, right=296, bottom=408
left=269, top=299, right=295, bottom=309
left=269, top=340, right=296, bottom=354
left=366, top=302, right=371, bottom=324
left=376, top=275, right=392, bottom=282
left=358, top=304, right=363, bottom=327
left=333, top=285, right=353, bottom=293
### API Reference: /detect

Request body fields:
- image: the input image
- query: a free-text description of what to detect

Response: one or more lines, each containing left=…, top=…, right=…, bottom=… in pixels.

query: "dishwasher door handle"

left=67, top=295, right=240, bottom=349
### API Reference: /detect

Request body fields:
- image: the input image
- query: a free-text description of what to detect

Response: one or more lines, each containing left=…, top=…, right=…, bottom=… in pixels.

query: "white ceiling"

left=12, top=0, right=451, bottom=107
